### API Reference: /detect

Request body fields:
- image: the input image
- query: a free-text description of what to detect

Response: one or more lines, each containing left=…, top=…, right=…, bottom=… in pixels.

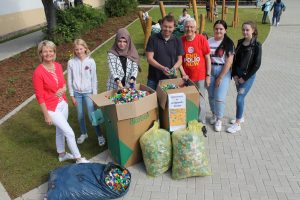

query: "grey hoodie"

left=67, top=56, right=98, bottom=96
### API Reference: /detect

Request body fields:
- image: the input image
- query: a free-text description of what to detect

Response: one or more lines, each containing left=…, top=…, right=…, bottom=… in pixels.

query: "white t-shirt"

left=178, top=14, right=191, bottom=24
left=208, top=37, right=226, bottom=65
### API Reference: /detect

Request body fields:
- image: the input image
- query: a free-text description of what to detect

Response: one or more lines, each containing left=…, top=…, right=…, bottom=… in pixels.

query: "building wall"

left=0, top=0, right=105, bottom=38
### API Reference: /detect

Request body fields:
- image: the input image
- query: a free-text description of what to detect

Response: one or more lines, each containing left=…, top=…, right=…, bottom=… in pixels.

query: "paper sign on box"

left=168, top=93, right=186, bottom=132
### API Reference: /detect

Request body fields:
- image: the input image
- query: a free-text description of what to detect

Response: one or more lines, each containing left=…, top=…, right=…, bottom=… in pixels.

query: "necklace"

left=43, top=63, right=55, bottom=72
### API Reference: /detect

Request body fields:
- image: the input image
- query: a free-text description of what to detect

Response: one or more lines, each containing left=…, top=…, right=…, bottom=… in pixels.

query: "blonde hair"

left=73, top=39, right=90, bottom=56
left=37, top=40, right=56, bottom=62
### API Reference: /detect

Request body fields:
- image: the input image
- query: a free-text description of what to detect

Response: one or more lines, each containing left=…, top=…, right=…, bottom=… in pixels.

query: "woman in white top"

left=207, top=20, right=235, bottom=132
left=67, top=39, right=105, bottom=146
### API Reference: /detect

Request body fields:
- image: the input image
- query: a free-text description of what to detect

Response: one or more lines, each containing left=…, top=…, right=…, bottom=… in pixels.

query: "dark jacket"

left=232, top=38, right=262, bottom=81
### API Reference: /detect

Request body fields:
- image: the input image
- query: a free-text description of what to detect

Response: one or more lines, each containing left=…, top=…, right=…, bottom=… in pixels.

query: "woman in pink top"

left=32, top=40, right=89, bottom=164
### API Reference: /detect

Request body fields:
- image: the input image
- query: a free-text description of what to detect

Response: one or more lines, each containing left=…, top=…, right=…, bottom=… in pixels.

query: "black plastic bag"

left=46, top=162, right=131, bottom=200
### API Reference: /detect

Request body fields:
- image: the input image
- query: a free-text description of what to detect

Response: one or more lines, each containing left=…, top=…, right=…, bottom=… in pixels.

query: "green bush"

left=104, top=0, right=138, bottom=17
left=46, top=5, right=107, bottom=44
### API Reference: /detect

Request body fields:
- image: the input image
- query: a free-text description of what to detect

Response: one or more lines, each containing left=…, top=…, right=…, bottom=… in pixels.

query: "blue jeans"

left=194, top=80, right=207, bottom=124
left=74, top=92, right=101, bottom=137
left=235, top=74, right=256, bottom=119
left=272, top=10, right=281, bottom=25
left=147, top=79, right=158, bottom=90
left=208, top=64, right=231, bottom=119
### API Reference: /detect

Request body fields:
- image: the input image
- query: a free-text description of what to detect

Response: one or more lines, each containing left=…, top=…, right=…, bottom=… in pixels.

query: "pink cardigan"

left=32, top=62, right=67, bottom=111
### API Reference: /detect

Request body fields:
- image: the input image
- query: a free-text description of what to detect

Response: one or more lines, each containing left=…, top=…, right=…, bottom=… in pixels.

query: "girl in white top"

left=207, top=20, right=235, bottom=132
left=67, top=39, right=105, bottom=146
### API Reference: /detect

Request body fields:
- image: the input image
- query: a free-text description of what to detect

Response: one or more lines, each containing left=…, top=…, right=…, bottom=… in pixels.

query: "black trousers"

left=262, top=11, right=268, bottom=23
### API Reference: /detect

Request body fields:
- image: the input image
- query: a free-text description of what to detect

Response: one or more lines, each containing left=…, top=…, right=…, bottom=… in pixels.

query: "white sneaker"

left=98, top=136, right=106, bottom=146
left=58, top=152, right=74, bottom=162
left=230, top=117, right=245, bottom=124
left=227, top=123, right=241, bottom=133
left=210, top=114, right=217, bottom=125
left=214, top=120, right=222, bottom=132
left=76, top=157, right=90, bottom=164
left=77, top=134, right=88, bottom=144
left=276, top=22, right=279, bottom=27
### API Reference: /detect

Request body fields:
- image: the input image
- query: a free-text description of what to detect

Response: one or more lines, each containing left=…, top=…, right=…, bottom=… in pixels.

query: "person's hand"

left=233, top=76, right=239, bottom=85
left=44, top=113, right=53, bottom=126
left=129, top=79, right=135, bottom=89
left=71, top=96, right=77, bottom=106
left=117, top=80, right=123, bottom=89
left=182, top=74, right=189, bottom=80
left=215, top=76, right=222, bottom=88
left=162, top=67, right=170, bottom=76
left=56, top=87, right=65, bottom=97
left=169, top=67, right=176, bottom=76
left=238, top=77, right=245, bottom=84
left=205, top=76, right=211, bottom=87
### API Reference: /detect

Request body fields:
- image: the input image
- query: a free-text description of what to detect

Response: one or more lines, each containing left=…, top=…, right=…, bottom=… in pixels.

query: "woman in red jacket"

left=32, top=40, right=89, bottom=164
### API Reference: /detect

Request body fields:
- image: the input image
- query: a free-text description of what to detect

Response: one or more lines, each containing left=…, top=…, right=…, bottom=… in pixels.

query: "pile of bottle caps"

left=161, top=83, right=179, bottom=91
left=104, top=168, right=131, bottom=192
left=109, top=88, right=148, bottom=104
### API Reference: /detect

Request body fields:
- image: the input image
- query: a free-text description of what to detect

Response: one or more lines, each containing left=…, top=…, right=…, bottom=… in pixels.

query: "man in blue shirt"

left=146, top=15, right=185, bottom=90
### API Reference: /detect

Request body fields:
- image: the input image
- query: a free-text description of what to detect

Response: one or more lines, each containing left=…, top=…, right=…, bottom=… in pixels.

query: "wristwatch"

left=206, top=73, right=211, bottom=77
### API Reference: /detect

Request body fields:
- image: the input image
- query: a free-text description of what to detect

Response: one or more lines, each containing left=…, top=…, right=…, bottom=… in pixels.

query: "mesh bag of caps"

left=140, top=122, right=172, bottom=177
left=172, top=120, right=211, bottom=179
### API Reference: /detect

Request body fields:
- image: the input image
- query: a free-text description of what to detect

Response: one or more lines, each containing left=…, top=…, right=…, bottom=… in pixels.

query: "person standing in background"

left=271, top=0, right=286, bottom=26
left=262, top=0, right=272, bottom=24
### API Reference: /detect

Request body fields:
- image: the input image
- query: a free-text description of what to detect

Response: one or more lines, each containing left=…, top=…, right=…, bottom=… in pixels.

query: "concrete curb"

left=0, top=182, right=11, bottom=200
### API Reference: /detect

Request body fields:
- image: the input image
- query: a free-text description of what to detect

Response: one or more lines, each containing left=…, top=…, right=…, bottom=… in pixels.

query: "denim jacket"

left=232, top=38, right=262, bottom=81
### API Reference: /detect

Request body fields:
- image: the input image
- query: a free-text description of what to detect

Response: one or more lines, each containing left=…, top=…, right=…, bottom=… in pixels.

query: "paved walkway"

left=0, top=30, right=44, bottom=61
left=2, top=0, right=300, bottom=199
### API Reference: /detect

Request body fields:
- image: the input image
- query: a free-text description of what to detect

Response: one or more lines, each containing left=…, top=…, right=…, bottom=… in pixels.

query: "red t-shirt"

left=181, top=34, right=210, bottom=81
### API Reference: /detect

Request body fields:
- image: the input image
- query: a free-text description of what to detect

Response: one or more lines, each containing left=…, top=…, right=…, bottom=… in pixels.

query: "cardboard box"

left=91, top=84, right=158, bottom=167
left=156, top=78, right=200, bottom=132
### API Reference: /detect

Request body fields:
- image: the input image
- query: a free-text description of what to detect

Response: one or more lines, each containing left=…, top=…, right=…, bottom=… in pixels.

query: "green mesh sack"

left=172, top=120, right=211, bottom=179
left=140, top=122, right=172, bottom=177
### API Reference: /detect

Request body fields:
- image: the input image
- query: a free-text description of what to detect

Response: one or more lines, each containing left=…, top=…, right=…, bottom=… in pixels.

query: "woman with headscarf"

left=107, top=28, right=140, bottom=90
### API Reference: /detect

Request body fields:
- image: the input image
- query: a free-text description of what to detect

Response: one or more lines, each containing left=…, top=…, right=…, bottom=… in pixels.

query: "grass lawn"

left=0, top=7, right=269, bottom=198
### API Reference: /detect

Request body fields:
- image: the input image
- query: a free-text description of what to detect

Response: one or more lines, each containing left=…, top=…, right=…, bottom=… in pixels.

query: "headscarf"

left=108, top=28, right=140, bottom=65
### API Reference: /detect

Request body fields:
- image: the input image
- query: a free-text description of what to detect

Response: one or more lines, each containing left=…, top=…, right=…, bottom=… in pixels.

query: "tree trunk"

left=41, top=0, right=57, bottom=39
